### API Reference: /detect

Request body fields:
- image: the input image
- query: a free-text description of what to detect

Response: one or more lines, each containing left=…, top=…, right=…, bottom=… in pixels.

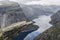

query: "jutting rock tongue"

left=0, top=1, right=38, bottom=40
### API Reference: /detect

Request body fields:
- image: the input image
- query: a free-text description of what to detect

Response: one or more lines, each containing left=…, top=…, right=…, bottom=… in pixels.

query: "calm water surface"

left=24, top=15, right=52, bottom=40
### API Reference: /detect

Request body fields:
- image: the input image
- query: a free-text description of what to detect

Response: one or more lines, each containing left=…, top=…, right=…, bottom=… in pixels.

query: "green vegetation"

left=0, top=37, right=3, bottom=40
left=34, top=22, right=60, bottom=40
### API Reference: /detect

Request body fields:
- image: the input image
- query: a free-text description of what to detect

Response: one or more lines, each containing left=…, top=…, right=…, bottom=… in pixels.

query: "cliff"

left=0, top=1, right=29, bottom=27
left=0, top=1, right=38, bottom=40
left=50, top=10, right=60, bottom=24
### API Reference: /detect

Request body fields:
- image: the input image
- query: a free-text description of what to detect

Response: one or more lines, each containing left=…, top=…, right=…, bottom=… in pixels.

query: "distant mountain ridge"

left=20, top=4, right=60, bottom=20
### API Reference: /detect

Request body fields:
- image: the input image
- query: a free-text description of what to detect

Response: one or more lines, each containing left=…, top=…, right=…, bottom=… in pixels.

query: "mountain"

left=50, top=10, right=60, bottom=24
left=0, top=1, right=29, bottom=27
left=0, top=1, right=39, bottom=40
left=20, top=5, right=60, bottom=20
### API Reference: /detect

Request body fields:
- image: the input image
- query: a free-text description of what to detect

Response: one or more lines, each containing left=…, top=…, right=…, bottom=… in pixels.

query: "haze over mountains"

left=20, top=4, right=60, bottom=20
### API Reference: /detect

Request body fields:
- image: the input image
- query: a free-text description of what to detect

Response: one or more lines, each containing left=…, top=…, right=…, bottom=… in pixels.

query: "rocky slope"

left=0, top=1, right=39, bottom=40
left=0, top=1, right=29, bottom=27
left=34, top=22, right=60, bottom=40
left=50, top=10, right=60, bottom=24
left=34, top=10, right=60, bottom=40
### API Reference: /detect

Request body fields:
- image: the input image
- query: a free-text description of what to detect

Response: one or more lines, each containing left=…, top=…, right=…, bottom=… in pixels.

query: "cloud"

left=10, top=0, right=40, bottom=4
left=0, top=0, right=60, bottom=5
left=25, top=0, right=60, bottom=5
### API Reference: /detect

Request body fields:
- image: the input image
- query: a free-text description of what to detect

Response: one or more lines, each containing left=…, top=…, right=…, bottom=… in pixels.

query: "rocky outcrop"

left=3, top=24, right=39, bottom=40
left=0, top=1, right=39, bottom=40
left=50, top=10, right=60, bottom=24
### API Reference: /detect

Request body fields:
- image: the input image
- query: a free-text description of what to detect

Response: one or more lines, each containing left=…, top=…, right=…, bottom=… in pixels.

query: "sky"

left=10, top=0, right=60, bottom=5
left=0, top=0, right=60, bottom=5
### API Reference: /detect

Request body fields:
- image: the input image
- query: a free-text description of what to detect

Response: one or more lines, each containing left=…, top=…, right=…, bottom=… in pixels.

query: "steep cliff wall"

left=0, top=1, right=29, bottom=27
left=0, top=1, right=39, bottom=40
left=50, top=10, right=60, bottom=24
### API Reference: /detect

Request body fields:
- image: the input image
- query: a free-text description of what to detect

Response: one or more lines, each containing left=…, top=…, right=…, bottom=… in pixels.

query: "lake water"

left=24, top=15, right=52, bottom=40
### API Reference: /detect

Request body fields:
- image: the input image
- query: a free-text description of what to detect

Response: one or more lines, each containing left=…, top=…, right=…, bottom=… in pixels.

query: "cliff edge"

left=0, top=1, right=39, bottom=40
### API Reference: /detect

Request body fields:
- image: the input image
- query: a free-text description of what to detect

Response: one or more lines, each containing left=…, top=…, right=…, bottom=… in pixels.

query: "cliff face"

left=0, top=2, right=28, bottom=27
left=50, top=10, right=60, bottom=24
left=0, top=1, right=28, bottom=40
left=0, top=1, right=39, bottom=40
